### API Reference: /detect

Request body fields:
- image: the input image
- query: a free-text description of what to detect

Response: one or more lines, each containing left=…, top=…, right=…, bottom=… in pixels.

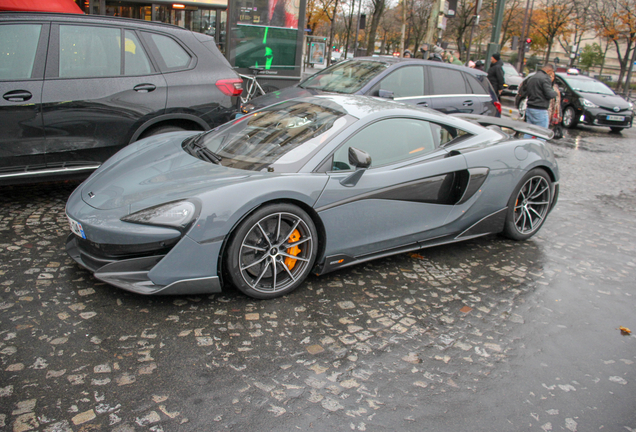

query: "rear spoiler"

left=452, top=114, right=554, bottom=140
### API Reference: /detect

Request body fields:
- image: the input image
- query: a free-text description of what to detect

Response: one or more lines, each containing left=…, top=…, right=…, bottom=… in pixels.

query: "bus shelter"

left=226, top=0, right=307, bottom=90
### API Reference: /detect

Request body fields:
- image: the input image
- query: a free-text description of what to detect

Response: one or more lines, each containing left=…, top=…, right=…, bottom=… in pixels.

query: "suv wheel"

left=562, top=106, right=578, bottom=128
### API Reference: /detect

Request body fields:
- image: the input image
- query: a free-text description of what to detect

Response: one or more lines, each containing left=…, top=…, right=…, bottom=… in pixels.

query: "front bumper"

left=580, top=107, right=633, bottom=128
left=66, top=233, right=224, bottom=295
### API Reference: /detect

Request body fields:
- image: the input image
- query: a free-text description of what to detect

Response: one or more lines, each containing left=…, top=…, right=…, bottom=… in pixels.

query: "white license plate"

left=607, top=115, right=625, bottom=121
left=67, top=216, right=86, bottom=239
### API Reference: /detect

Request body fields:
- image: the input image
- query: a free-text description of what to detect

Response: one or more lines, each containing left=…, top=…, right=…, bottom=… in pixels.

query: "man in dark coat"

left=523, top=64, right=558, bottom=130
left=487, top=53, right=505, bottom=98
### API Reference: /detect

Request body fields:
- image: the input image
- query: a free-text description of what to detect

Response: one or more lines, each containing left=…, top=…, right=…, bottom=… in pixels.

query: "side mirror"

left=340, top=147, right=371, bottom=187
left=378, top=89, right=394, bottom=99
left=348, top=147, right=371, bottom=169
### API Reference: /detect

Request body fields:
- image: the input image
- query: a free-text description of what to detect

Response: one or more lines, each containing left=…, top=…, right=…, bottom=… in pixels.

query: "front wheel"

left=562, top=106, right=578, bottom=128
left=225, top=204, right=318, bottom=299
left=503, top=169, right=552, bottom=241
left=610, top=127, right=624, bottom=133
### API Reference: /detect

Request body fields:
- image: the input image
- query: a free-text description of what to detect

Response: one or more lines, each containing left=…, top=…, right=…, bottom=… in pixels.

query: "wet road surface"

left=1, top=122, right=635, bottom=431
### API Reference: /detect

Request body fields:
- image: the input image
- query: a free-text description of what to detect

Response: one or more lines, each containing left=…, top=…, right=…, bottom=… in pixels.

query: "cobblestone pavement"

left=1, top=125, right=635, bottom=431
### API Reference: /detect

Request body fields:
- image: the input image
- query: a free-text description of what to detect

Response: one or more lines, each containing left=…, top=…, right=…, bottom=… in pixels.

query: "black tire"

left=140, top=125, right=186, bottom=139
left=503, top=168, right=552, bottom=241
left=562, top=106, right=578, bottom=129
left=225, top=203, right=318, bottom=299
left=610, top=127, right=624, bottom=133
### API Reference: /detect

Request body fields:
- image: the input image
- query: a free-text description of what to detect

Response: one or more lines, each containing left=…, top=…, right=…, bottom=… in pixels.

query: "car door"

left=314, top=117, right=468, bottom=259
left=0, top=22, right=49, bottom=176
left=427, top=65, right=483, bottom=114
left=365, top=65, right=431, bottom=108
left=42, top=23, right=168, bottom=168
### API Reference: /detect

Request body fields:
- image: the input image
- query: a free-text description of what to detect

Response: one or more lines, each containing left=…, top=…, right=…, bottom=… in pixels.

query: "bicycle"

left=238, top=68, right=279, bottom=104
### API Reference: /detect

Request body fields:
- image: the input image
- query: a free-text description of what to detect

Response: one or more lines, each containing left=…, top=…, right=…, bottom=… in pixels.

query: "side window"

left=147, top=33, right=191, bottom=71
left=429, top=67, right=468, bottom=95
left=464, top=73, right=488, bottom=95
left=379, top=66, right=424, bottom=98
left=59, top=25, right=121, bottom=78
left=124, top=30, right=152, bottom=76
left=331, top=118, right=437, bottom=170
left=434, top=124, right=471, bottom=147
left=0, top=24, right=42, bottom=80
left=554, top=77, right=566, bottom=92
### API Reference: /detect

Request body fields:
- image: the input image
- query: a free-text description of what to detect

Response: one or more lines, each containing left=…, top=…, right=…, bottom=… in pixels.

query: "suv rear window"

left=429, top=67, right=468, bottom=95
left=464, top=73, right=488, bottom=95
left=146, top=33, right=191, bottom=71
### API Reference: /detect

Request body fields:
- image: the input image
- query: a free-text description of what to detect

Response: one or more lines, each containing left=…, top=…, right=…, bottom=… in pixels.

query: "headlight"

left=580, top=98, right=598, bottom=108
left=121, top=200, right=198, bottom=230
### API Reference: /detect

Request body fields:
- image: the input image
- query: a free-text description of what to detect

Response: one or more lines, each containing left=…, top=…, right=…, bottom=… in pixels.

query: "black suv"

left=0, top=12, right=242, bottom=184
left=241, top=57, right=501, bottom=117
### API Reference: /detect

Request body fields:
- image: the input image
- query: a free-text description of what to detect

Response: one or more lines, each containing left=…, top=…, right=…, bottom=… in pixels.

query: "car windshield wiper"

left=186, top=138, right=222, bottom=164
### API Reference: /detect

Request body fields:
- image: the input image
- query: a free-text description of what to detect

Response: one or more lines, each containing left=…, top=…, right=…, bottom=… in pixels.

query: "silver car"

left=66, top=95, right=559, bottom=299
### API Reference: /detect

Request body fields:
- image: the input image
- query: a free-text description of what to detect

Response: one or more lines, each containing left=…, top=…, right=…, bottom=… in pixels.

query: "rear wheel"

left=225, top=204, right=318, bottom=299
left=562, top=106, right=578, bottom=128
left=503, top=169, right=552, bottom=241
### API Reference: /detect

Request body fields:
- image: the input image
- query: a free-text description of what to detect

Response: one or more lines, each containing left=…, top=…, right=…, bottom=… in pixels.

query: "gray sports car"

left=65, top=95, right=559, bottom=299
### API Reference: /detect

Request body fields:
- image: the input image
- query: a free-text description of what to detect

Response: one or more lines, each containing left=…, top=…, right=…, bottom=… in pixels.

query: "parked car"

left=501, top=62, right=523, bottom=96
left=240, top=57, right=502, bottom=117
left=0, top=12, right=242, bottom=184
left=515, top=71, right=633, bottom=132
left=66, top=95, right=558, bottom=299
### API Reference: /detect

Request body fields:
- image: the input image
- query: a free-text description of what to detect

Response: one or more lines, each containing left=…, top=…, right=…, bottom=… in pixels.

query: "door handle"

left=133, top=84, right=156, bottom=93
left=418, top=101, right=429, bottom=107
left=462, top=100, right=473, bottom=106
left=3, top=90, right=33, bottom=102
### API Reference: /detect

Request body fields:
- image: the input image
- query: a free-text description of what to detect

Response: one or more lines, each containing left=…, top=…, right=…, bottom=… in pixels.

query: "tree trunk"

left=544, top=40, right=553, bottom=65
left=366, top=1, right=386, bottom=55
left=327, top=0, right=339, bottom=67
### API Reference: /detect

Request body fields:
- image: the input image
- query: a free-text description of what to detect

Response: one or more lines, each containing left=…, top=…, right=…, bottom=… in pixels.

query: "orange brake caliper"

left=284, top=229, right=301, bottom=270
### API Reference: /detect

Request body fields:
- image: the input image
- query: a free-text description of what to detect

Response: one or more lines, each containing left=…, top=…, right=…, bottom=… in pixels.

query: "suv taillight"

left=494, top=101, right=502, bottom=114
left=216, top=79, right=243, bottom=96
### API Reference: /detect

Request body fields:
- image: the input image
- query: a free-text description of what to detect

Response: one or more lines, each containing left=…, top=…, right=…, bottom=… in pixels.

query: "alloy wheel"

left=512, top=175, right=551, bottom=235
left=238, top=212, right=314, bottom=294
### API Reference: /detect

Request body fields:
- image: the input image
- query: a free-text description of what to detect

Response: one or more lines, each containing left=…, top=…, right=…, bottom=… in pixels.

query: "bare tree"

left=530, top=0, right=576, bottom=64
left=408, top=0, right=434, bottom=53
left=592, top=0, right=636, bottom=91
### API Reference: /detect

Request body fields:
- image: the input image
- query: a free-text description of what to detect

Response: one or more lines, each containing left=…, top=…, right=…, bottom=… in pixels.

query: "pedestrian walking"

left=522, top=64, right=558, bottom=131
left=487, top=53, right=505, bottom=98
left=474, top=60, right=485, bottom=71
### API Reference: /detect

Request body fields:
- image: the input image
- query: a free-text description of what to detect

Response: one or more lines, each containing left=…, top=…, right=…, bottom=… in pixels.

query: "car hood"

left=577, top=92, right=631, bottom=110
left=504, top=75, right=523, bottom=86
left=248, top=86, right=326, bottom=110
left=80, top=133, right=259, bottom=211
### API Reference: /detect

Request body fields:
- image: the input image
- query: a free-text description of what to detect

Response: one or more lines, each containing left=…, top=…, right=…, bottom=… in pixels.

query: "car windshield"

left=564, top=77, right=615, bottom=95
left=299, top=60, right=388, bottom=93
left=194, top=100, right=350, bottom=172
left=503, top=64, right=519, bottom=76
